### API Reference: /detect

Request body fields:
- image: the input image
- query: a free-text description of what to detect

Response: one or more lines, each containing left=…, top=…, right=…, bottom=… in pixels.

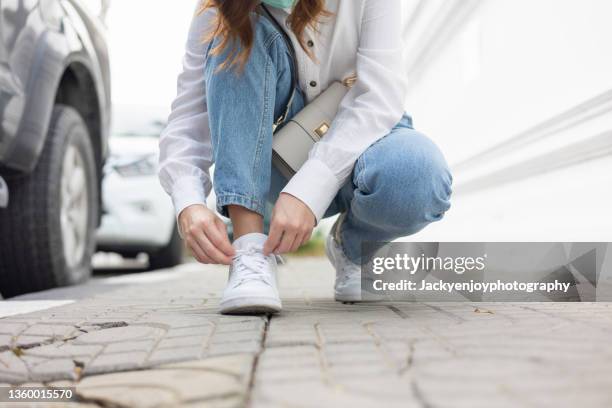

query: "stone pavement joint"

left=0, top=260, right=611, bottom=407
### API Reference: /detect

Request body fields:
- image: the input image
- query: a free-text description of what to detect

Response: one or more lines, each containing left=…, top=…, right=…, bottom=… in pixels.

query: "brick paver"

left=0, top=259, right=611, bottom=407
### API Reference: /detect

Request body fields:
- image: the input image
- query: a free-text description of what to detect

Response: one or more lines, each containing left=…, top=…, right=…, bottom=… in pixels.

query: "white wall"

left=105, top=0, right=197, bottom=108
left=401, top=0, right=612, bottom=241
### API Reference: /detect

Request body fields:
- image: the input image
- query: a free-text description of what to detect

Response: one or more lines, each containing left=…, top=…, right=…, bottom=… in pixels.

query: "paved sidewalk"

left=0, top=258, right=611, bottom=407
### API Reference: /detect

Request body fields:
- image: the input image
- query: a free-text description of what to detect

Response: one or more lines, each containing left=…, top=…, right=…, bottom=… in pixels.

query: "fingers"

left=179, top=205, right=236, bottom=265
left=178, top=205, right=225, bottom=265
left=209, top=218, right=236, bottom=257
left=266, top=217, right=313, bottom=255
left=290, top=232, right=306, bottom=253
left=192, top=230, right=233, bottom=265
left=275, top=229, right=298, bottom=254
left=264, top=221, right=283, bottom=256
left=292, top=229, right=312, bottom=253
left=185, top=237, right=213, bottom=264
left=184, top=218, right=233, bottom=265
left=300, top=230, right=312, bottom=247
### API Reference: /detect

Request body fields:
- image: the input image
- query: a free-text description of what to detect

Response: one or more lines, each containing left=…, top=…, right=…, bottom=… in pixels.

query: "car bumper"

left=96, top=173, right=176, bottom=250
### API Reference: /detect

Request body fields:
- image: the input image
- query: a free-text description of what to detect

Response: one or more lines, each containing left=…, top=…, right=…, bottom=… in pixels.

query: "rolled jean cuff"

left=216, top=193, right=266, bottom=218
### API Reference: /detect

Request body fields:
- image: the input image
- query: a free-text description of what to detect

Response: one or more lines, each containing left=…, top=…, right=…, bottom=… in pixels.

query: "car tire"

left=0, top=105, right=98, bottom=297
left=147, top=224, right=183, bottom=270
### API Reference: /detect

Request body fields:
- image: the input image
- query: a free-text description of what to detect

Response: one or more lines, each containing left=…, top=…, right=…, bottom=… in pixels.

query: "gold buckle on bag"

left=314, top=122, right=330, bottom=138
left=342, top=74, right=358, bottom=88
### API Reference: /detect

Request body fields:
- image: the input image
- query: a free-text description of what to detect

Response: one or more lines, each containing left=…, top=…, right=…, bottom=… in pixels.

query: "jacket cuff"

left=170, top=176, right=211, bottom=220
left=281, top=158, right=343, bottom=224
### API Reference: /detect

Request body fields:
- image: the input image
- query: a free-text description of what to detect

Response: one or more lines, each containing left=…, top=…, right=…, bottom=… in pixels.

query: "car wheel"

left=147, top=224, right=183, bottom=270
left=0, top=105, right=98, bottom=297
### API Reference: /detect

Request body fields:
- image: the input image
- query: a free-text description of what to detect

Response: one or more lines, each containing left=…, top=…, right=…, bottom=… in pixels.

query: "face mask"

left=261, top=0, right=297, bottom=9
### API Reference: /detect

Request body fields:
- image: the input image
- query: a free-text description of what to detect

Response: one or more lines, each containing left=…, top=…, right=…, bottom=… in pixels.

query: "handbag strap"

left=260, top=3, right=299, bottom=130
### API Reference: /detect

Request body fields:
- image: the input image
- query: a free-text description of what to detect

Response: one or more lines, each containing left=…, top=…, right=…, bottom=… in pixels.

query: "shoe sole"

left=335, top=293, right=362, bottom=303
left=219, top=296, right=282, bottom=315
left=335, top=295, right=388, bottom=304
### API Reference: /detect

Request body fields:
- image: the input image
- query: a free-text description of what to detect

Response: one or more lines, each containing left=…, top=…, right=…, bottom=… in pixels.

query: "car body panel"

left=0, top=0, right=110, bottom=172
left=61, top=0, right=111, bottom=158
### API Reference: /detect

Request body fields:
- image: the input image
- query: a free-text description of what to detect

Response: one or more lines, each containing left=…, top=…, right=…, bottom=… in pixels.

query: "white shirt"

left=159, top=0, right=407, bottom=223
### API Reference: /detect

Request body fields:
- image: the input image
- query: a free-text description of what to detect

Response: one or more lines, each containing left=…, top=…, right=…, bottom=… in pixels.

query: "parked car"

left=95, top=106, right=182, bottom=270
left=0, top=0, right=111, bottom=297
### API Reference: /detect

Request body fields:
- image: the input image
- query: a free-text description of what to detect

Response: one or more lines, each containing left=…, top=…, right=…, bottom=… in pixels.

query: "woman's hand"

left=179, top=204, right=235, bottom=265
left=264, top=193, right=315, bottom=256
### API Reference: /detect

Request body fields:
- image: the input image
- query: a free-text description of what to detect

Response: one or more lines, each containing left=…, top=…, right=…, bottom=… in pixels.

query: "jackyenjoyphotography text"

left=372, top=279, right=572, bottom=294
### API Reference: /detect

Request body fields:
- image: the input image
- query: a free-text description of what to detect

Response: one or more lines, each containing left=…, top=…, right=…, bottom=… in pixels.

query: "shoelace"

left=232, top=245, right=272, bottom=287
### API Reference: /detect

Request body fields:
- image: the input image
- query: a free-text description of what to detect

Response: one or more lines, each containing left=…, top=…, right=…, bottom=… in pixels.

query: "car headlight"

left=111, top=155, right=157, bottom=178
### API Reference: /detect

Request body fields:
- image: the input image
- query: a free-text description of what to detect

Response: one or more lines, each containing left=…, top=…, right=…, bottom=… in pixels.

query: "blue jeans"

left=205, top=14, right=452, bottom=264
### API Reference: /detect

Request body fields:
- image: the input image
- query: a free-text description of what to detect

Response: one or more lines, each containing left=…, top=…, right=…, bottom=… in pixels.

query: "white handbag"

left=261, top=4, right=355, bottom=179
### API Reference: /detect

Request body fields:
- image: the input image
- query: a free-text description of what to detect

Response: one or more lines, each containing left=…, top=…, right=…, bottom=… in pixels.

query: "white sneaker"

left=219, top=233, right=282, bottom=315
left=325, top=214, right=363, bottom=303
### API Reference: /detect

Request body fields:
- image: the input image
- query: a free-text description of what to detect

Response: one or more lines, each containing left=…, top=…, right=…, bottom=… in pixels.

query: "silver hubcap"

left=60, top=145, right=88, bottom=268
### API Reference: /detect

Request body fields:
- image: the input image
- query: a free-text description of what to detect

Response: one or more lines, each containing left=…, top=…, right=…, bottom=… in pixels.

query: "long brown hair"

left=200, top=0, right=331, bottom=71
